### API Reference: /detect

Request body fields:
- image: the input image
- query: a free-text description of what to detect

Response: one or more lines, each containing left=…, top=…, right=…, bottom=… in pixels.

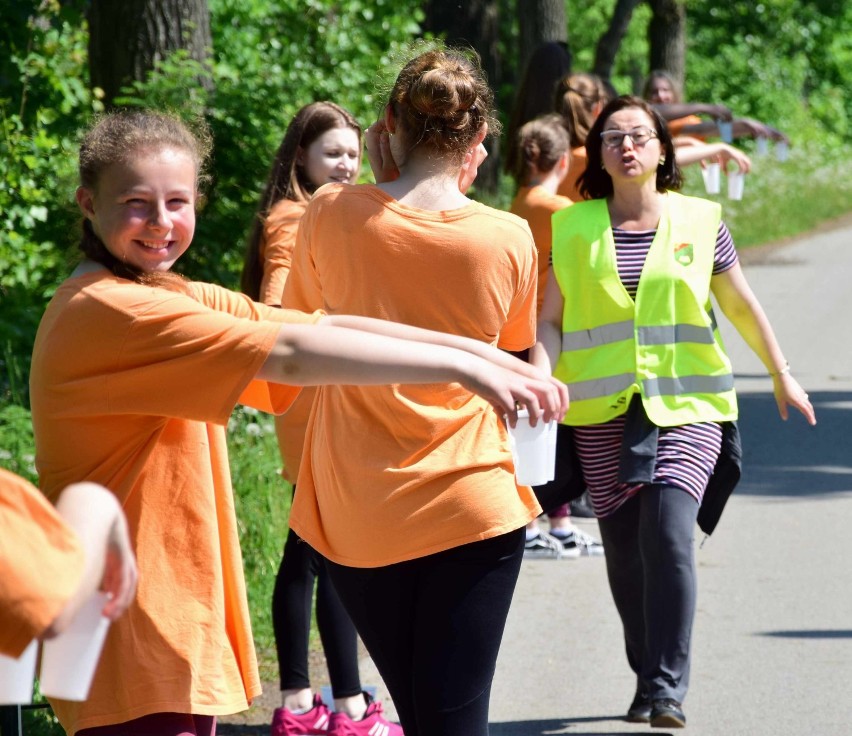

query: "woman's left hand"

left=773, top=373, right=816, bottom=425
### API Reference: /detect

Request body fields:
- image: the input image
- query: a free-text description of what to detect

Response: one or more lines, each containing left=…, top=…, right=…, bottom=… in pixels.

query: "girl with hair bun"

left=509, top=114, right=572, bottom=314
left=282, top=47, right=567, bottom=736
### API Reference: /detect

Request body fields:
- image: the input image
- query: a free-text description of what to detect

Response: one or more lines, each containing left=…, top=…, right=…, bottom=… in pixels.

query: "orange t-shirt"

left=257, top=198, right=314, bottom=483
left=258, top=198, right=308, bottom=306
left=283, top=183, right=542, bottom=567
left=29, top=270, right=321, bottom=735
left=509, top=185, right=573, bottom=314
left=0, top=469, right=84, bottom=658
left=557, top=145, right=587, bottom=202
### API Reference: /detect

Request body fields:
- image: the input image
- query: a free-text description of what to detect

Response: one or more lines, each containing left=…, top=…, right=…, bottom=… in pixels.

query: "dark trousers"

left=327, top=528, right=525, bottom=736
left=597, top=484, right=699, bottom=703
left=272, top=522, right=361, bottom=698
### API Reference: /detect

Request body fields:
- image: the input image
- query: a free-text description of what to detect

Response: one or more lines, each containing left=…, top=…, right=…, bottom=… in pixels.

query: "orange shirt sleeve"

left=667, top=114, right=705, bottom=138
left=188, top=281, right=324, bottom=414
left=557, top=146, right=588, bottom=202
left=282, top=208, right=325, bottom=312
left=258, top=200, right=307, bottom=306
left=0, top=469, right=84, bottom=658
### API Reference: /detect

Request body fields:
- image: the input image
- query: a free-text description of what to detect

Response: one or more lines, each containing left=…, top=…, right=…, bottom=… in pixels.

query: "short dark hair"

left=579, top=95, right=683, bottom=200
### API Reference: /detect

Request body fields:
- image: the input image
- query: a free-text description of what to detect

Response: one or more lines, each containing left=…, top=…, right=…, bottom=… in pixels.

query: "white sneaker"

left=551, top=528, right=605, bottom=557
left=523, top=531, right=567, bottom=559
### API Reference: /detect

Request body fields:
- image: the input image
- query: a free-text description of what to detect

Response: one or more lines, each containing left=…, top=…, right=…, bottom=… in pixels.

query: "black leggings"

left=327, top=528, right=525, bottom=736
left=272, top=513, right=361, bottom=698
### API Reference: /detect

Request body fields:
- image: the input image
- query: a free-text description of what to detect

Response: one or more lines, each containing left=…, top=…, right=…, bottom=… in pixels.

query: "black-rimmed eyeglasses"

left=600, top=127, right=658, bottom=148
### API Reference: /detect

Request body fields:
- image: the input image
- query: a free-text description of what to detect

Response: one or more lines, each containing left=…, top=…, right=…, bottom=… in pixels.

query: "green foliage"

left=686, top=1, right=852, bottom=144
left=0, top=2, right=99, bottom=405
left=0, top=402, right=37, bottom=482
left=565, top=0, right=653, bottom=95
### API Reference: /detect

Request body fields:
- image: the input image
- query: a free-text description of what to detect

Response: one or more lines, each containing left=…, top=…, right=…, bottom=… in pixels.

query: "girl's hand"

left=100, top=512, right=138, bottom=620
left=773, top=373, right=816, bottom=426
left=458, top=358, right=569, bottom=427
left=364, top=119, right=399, bottom=183
left=719, top=144, right=752, bottom=174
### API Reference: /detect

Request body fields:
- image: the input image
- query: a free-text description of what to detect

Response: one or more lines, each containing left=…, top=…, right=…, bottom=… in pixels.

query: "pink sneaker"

left=271, top=694, right=332, bottom=735
left=328, top=696, right=403, bottom=736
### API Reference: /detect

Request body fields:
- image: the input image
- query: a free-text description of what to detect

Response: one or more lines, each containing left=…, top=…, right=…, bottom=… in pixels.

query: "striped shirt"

left=571, top=222, right=738, bottom=517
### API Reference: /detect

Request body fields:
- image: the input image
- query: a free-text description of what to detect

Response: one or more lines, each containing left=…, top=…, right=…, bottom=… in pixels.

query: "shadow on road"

left=490, top=719, right=675, bottom=736
left=734, top=390, right=852, bottom=497
left=760, top=629, right=852, bottom=639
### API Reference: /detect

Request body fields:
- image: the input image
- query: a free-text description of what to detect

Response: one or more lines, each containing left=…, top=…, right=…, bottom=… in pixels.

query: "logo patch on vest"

left=674, top=242, right=694, bottom=265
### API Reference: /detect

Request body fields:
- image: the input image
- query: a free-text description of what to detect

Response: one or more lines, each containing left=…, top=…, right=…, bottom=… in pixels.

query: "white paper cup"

left=39, top=592, right=111, bottom=701
left=701, top=162, right=721, bottom=194
left=756, top=137, right=769, bottom=155
left=717, top=120, right=733, bottom=143
left=727, top=171, right=745, bottom=200
left=507, top=409, right=557, bottom=486
left=775, top=141, right=789, bottom=162
left=0, top=639, right=38, bottom=705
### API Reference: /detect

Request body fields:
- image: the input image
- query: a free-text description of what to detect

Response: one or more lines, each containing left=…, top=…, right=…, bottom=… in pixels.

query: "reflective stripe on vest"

left=550, top=193, right=738, bottom=427
left=563, top=311, right=719, bottom=352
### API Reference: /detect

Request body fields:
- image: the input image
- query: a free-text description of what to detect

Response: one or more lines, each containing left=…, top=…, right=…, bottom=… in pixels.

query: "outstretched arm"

left=322, top=313, right=553, bottom=383
left=257, top=319, right=569, bottom=425
left=711, top=264, right=816, bottom=425
left=655, top=102, right=733, bottom=122
left=675, top=142, right=752, bottom=173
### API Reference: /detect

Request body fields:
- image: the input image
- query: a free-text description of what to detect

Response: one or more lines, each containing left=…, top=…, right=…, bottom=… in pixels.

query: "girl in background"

left=242, top=102, right=401, bottom=736
left=554, top=72, right=611, bottom=202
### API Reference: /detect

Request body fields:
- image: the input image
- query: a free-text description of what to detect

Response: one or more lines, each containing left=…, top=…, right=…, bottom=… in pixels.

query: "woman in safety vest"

left=532, top=95, right=815, bottom=729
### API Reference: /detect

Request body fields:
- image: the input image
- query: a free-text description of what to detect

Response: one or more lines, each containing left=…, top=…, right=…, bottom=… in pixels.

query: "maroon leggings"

left=77, top=713, right=216, bottom=736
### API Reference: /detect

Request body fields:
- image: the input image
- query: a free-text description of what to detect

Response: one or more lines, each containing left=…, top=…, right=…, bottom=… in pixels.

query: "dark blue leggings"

left=327, top=528, right=525, bottom=736
left=272, top=514, right=361, bottom=698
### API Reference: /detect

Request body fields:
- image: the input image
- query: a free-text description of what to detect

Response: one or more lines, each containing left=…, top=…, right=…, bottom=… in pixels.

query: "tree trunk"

left=647, top=0, right=686, bottom=88
left=422, top=0, right=502, bottom=193
left=593, top=0, right=643, bottom=83
left=87, top=0, right=212, bottom=106
left=518, top=0, right=567, bottom=73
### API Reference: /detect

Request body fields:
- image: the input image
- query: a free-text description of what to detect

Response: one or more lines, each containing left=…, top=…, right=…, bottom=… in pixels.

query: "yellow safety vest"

left=551, top=192, right=738, bottom=427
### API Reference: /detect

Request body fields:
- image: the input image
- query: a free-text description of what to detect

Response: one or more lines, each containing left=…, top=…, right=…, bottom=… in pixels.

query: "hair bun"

left=407, top=66, right=478, bottom=130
